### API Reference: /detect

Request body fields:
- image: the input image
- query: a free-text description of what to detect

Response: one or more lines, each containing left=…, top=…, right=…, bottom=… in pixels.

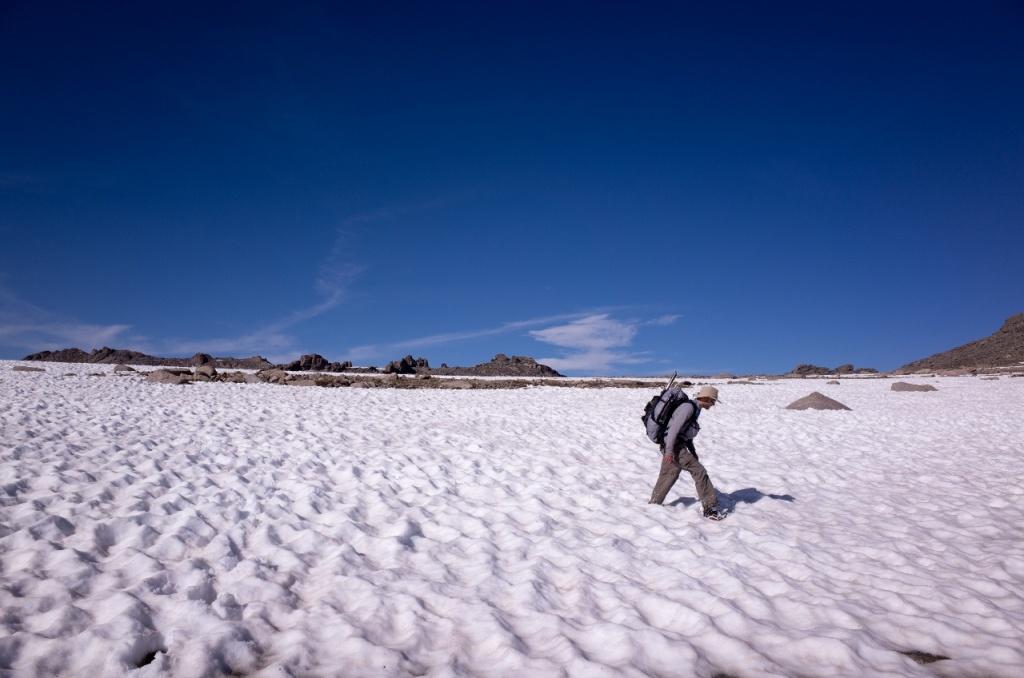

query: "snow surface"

left=1, top=361, right=1023, bottom=677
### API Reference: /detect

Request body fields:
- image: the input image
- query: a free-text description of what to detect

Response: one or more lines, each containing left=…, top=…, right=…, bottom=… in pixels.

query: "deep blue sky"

left=2, top=2, right=1022, bottom=374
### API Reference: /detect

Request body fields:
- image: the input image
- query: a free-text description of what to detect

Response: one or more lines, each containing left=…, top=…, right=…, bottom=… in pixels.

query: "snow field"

left=1, top=362, right=1023, bottom=677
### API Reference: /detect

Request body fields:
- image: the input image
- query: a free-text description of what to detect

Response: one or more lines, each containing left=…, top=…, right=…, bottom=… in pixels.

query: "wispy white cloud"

left=3, top=199, right=461, bottom=360
left=390, top=311, right=594, bottom=350
left=314, top=230, right=365, bottom=302
left=160, top=331, right=295, bottom=358
left=530, top=314, right=638, bottom=350
left=161, top=230, right=364, bottom=358
left=158, top=200, right=465, bottom=359
left=340, top=309, right=677, bottom=371
left=646, top=314, right=681, bottom=326
left=529, top=312, right=672, bottom=374
left=535, top=349, right=652, bottom=373
left=331, top=312, right=597, bottom=365
left=0, top=322, right=133, bottom=352
left=336, top=195, right=464, bottom=229
left=0, top=282, right=133, bottom=354
left=0, top=173, right=37, bottom=189
left=0, top=223, right=365, bottom=360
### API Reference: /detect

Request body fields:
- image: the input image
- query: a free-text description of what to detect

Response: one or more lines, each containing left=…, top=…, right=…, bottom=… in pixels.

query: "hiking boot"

left=702, top=505, right=726, bottom=521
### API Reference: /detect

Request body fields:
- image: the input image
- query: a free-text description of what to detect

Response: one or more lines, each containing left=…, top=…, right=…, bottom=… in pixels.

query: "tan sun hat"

left=696, top=385, right=721, bottom=403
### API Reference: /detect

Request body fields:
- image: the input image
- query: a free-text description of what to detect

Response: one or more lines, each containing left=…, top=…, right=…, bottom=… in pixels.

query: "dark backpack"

left=641, top=374, right=700, bottom=448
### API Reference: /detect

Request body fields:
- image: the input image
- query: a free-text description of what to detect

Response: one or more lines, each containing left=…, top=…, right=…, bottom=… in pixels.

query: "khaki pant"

left=649, top=444, right=717, bottom=509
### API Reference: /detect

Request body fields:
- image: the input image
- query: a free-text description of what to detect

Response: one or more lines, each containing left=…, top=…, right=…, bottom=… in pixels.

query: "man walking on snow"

left=648, top=385, right=725, bottom=520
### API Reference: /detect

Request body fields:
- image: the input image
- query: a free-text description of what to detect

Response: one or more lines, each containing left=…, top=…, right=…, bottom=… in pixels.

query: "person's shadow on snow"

left=669, top=487, right=795, bottom=511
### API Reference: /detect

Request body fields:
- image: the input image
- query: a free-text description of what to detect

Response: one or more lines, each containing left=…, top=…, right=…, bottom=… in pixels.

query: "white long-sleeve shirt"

left=664, top=401, right=701, bottom=455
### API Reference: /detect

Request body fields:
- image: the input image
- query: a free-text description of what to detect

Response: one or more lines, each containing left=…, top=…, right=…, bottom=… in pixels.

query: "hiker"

left=648, top=385, right=724, bottom=520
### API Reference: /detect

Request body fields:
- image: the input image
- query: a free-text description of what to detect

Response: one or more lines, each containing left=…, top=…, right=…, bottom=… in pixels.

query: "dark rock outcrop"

left=432, top=354, right=562, bottom=378
left=383, top=355, right=430, bottom=374
left=896, top=313, right=1024, bottom=373
left=12, top=365, right=46, bottom=372
left=88, top=347, right=151, bottom=364
left=285, top=354, right=330, bottom=372
left=23, top=346, right=273, bottom=370
left=789, top=364, right=832, bottom=376
left=27, top=347, right=556, bottom=379
left=786, top=363, right=878, bottom=377
left=23, top=348, right=91, bottom=363
left=281, top=354, right=353, bottom=372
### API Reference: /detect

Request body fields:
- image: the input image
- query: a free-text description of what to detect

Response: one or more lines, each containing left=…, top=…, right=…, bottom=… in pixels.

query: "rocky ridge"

left=383, top=355, right=431, bottom=374
left=25, top=347, right=273, bottom=370
left=896, top=313, right=1024, bottom=374
left=432, top=354, right=562, bottom=378
left=24, top=348, right=562, bottom=378
left=284, top=354, right=352, bottom=372
left=785, top=363, right=879, bottom=377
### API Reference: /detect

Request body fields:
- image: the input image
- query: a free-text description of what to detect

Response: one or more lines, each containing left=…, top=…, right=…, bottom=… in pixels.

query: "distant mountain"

left=896, top=313, right=1024, bottom=373
left=24, top=348, right=93, bottom=363
left=785, top=363, right=878, bottom=376
left=24, top=347, right=273, bottom=370
left=432, top=354, right=563, bottom=378
left=22, top=347, right=563, bottom=377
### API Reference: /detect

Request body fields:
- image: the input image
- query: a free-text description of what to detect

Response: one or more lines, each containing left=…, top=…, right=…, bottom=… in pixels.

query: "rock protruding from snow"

left=383, top=355, right=430, bottom=374
left=113, top=364, right=136, bottom=373
left=891, top=382, right=938, bottom=392
left=785, top=392, right=852, bottom=411
left=286, top=354, right=330, bottom=372
left=276, top=355, right=353, bottom=372
left=220, top=355, right=275, bottom=370
left=191, top=353, right=214, bottom=366
left=12, top=365, right=45, bottom=372
left=194, top=364, right=218, bottom=380
left=256, top=368, right=289, bottom=384
left=145, top=369, right=192, bottom=385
